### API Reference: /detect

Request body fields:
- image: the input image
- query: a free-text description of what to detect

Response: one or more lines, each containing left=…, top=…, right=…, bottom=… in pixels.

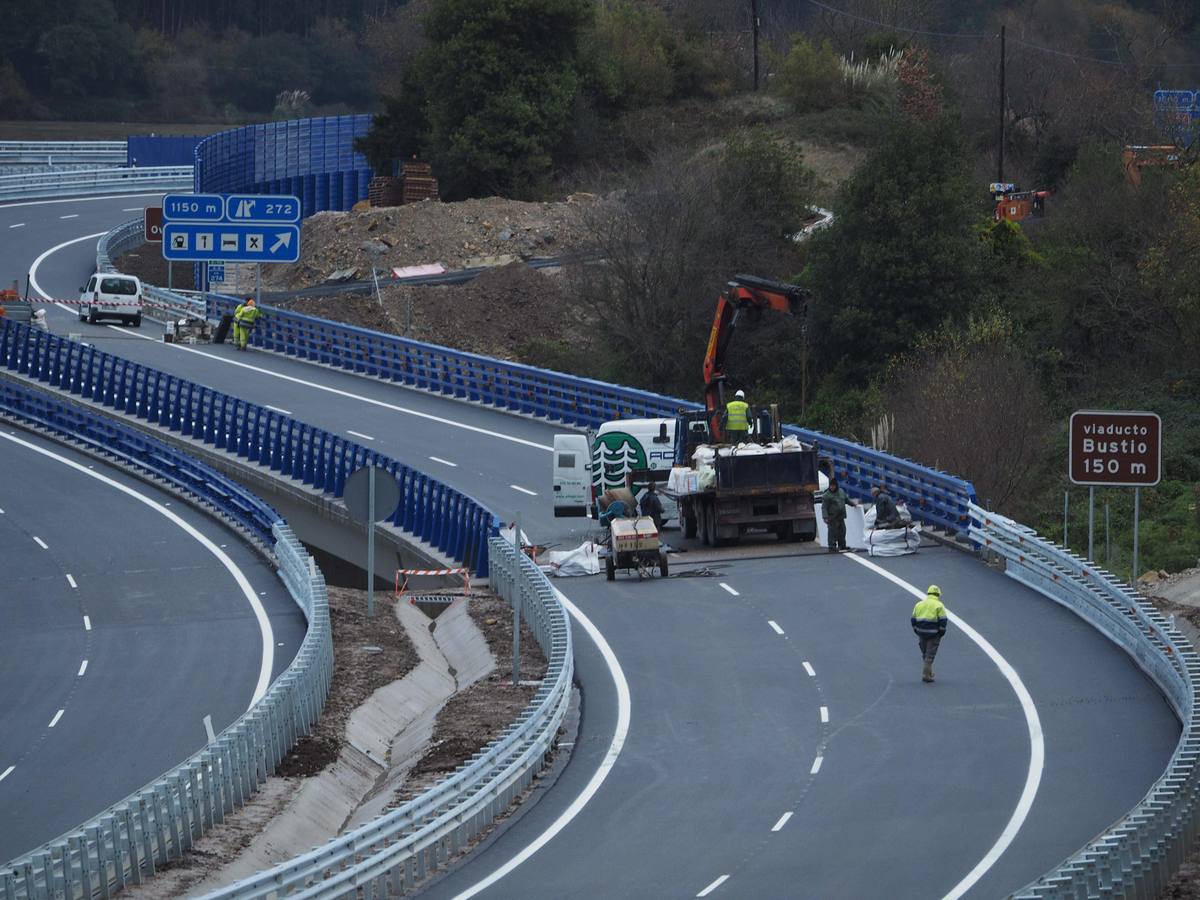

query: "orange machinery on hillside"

left=991, top=182, right=1049, bottom=222
left=1122, top=145, right=1185, bottom=187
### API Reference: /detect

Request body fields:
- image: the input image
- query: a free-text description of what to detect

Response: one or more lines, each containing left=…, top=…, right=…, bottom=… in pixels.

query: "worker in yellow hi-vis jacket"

left=911, top=585, right=948, bottom=683
left=232, top=297, right=261, bottom=351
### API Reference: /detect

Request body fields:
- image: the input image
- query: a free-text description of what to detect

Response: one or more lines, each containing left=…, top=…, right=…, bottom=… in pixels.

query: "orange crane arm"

left=703, top=274, right=808, bottom=442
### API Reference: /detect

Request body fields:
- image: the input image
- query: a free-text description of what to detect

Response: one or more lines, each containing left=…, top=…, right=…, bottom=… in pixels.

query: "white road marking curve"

left=845, top=552, right=1044, bottom=900
left=450, top=586, right=631, bottom=900
left=0, top=431, right=274, bottom=707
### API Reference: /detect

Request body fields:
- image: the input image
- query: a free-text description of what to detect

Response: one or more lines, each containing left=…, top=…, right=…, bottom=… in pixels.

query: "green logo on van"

left=592, top=431, right=646, bottom=493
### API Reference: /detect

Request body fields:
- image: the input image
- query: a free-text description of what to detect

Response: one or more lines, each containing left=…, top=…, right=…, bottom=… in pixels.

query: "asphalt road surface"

left=0, top=193, right=1182, bottom=898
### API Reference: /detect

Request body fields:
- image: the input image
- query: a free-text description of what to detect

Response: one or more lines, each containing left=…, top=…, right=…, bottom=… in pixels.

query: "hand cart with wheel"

left=604, top=516, right=669, bottom=581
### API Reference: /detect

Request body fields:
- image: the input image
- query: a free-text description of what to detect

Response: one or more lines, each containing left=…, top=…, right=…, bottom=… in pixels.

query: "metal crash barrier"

left=0, top=166, right=192, bottom=202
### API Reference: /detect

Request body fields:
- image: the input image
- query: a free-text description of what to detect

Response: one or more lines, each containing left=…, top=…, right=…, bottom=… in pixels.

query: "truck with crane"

left=552, top=274, right=823, bottom=547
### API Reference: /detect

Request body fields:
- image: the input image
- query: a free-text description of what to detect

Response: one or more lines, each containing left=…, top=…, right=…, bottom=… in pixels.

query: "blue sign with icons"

left=162, top=223, right=301, bottom=263
left=163, top=193, right=225, bottom=223
left=225, top=194, right=301, bottom=224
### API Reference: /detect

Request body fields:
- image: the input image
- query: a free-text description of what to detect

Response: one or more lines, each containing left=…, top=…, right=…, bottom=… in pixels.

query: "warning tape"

left=49, top=297, right=203, bottom=316
left=395, top=567, right=471, bottom=599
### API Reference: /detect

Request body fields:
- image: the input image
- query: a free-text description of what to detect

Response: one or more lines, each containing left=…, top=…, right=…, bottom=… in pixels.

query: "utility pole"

left=751, top=0, right=760, bottom=91
left=997, top=24, right=1006, bottom=183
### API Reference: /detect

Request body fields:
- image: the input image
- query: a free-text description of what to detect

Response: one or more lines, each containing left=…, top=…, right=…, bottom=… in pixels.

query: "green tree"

left=772, top=33, right=843, bottom=113
left=804, top=113, right=987, bottom=385
left=37, top=0, right=138, bottom=99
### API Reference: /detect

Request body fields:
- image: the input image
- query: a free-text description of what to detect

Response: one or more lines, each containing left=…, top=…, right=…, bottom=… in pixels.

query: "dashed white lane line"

left=510, top=484, right=537, bottom=496
left=59, top=214, right=79, bottom=219
left=33, top=536, right=48, bottom=549
left=697, top=875, right=730, bottom=897
left=0, top=766, right=13, bottom=782
left=121, top=207, right=143, bottom=212
left=803, top=661, right=815, bottom=677
left=771, top=811, right=793, bottom=832
left=844, top=552, right=1044, bottom=900
left=265, top=405, right=292, bottom=415
left=8, top=223, right=24, bottom=229
left=66, top=574, right=77, bottom=588
left=83, top=615, right=91, bottom=631
left=719, top=582, right=739, bottom=596
left=429, top=456, right=457, bottom=467
left=48, top=709, right=64, bottom=728
left=77, top=660, right=88, bottom=677
left=820, top=706, right=829, bottom=723
left=767, top=620, right=784, bottom=635
left=347, top=430, right=374, bottom=441
left=810, top=755, right=823, bottom=775
left=203, top=715, right=216, bottom=743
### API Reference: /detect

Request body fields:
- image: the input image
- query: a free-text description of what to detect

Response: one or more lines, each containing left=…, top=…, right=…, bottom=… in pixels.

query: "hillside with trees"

left=5, top=0, right=1199, bottom=577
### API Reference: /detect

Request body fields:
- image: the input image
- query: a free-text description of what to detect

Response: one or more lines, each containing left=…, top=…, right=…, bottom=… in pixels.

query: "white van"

left=79, top=273, right=143, bottom=327
left=553, top=418, right=679, bottom=518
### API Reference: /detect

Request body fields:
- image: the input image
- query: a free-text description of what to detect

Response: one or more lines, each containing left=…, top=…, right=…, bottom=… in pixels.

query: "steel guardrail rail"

left=201, top=534, right=572, bottom=898
left=0, top=165, right=192, bottom=202
left=0, top=375, right=334, bottom=900
left=95, top=218, right=207, bottom=324
left=0, top=140, right=127, bottom=166
left=972, top=503, right=1200, bottom=899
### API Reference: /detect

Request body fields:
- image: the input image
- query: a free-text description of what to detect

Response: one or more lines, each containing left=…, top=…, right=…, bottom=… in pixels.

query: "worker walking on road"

left=911, top=585, right=948, bottom=683
left=822, top=477, right=852, bottom=552
left=723, top=390, right=751, bottom=442
left=232, top=297, right=261, bottom=351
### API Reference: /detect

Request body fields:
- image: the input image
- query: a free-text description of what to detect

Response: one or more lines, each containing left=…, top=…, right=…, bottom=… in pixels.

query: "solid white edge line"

left=820, top=706, right=829, bottom=723
left=510, top=484, right=537, bottom=496
left=33, top=536, right=48, bottom=549
left=429, top=456, right=458, bottom=467
left=771, top=811, right=793, bottom=832
left=768, top=620, right=784, bottom=635
left=803, top=661, right=815, bottom=677
left=28, top=231, right=108, bottom=317
left=83, top=615, right=91, bottom=631
left=449, top=586, right=630, bottom=900
left=0, top=766, right=13, bottom=782
left=810, top=755, right=823, bottom=775
left=48, top=709, right=64, bottom=728
left=265, top=405, right=292, bottom=415
left=719, top=582, right=739, bottom=596
left=697, top=874, right=730, bottom=897
left=347, top=430, right=374, bottom=441
left=843, top=553, right=1044, bottom=900
left=66, top=574, right=77, bottom=588
left=0, top=431, right=274, bottom=708
left=77, top=660, right=88, bottom=677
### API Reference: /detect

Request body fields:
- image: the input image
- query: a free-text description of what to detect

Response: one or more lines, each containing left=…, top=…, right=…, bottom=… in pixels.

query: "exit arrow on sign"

left=270, top=232, right=292, bottom=254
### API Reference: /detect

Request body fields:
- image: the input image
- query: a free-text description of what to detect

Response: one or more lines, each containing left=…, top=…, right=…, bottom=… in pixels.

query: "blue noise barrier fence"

left=0, top=318, right=499, bottom=576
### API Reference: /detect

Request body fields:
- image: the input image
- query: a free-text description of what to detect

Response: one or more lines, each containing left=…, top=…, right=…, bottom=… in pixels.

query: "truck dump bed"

left=715, top=450, right=818, bottom=491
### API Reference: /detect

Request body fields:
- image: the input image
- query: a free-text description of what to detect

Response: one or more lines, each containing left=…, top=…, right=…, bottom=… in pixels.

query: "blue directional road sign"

left=208, top=263, right=226, bottom=283
left=163, top=193, right=225, bottom=222
left=225, top=194, right=301, bottom=224
left=162, top=223, right=301, bottom=263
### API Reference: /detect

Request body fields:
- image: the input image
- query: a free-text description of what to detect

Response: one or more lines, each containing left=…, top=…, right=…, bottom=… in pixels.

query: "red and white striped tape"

left=395, top=567, right=471, bottom=599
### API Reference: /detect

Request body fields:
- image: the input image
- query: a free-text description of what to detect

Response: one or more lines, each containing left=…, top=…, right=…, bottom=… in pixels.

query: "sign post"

left=1069, top=410, right=1162, bottom=581
left=343, top=465, right=401, bottom=617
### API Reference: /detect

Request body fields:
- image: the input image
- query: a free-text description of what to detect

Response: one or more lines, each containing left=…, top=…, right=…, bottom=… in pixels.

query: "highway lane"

left=0, top=425, right=306, bottom=862
left=4, top=194, right=1183, bottom=896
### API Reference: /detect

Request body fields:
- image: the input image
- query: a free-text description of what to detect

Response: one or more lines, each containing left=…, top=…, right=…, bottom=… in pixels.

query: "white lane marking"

left=771, top=811, right=793, bottom=832
left=48, top=709, right=64, bottom=728
left=429, top=456, right=458, bottom=467
left=29, top=232, right=107, bottom=316
left=768, top=620, right=784, bottom=635
left=203, top=715, right=216, bottom=743
left=510, top=484, right=537, bottom=496
left=265, top=405, right=292, bottom=415
left=810, top=755, right=823, bottom=775
left=450, top=586, right=629, bottom=899
left=8, top=223, right=24, bottom=229
left=347, top=430, right=374, bottom=441
left=59, top=214, right=79, bottom=219
left=33, top=536, right=48, bottom=549
left=77, top=660, right=88, bottom=677
left=83, top=615, right=91, bottom=631
left=697, top=875, right=730, bottom=897
left=66, top=574, right=77, bottom=588
left=844, top=553, right=1045, bottom=900
left=121, top=207, right=143, bottom=212
left=719, top=582, right=739, bottom=596
left=0, top=507, right=4, bottom=513
left=0, top=192, right=164, bottom=210
left=803, top=661, right=815, bottom=677
left=0, top=766, right=13, bottom=782
left=1, top=431, right=274, bottom=708
left=820, top=706, right=829, bottom=723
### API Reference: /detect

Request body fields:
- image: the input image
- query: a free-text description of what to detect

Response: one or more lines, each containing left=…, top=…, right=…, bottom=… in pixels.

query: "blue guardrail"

left=0, top=319, right=499, bottom=576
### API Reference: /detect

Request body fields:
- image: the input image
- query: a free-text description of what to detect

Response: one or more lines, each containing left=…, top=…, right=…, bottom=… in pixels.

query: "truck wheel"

left=797, top=524, right=817, bottom=543
left=775, top=521, right=794, bottom=541
left=704, top=504, right=718, bottom=547
left=605, top=553, right=615, bottom=581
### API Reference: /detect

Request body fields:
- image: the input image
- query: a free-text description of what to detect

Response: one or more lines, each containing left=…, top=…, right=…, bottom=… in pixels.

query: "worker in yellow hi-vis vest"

left=232, top=297, right=261, bottom=351
left=723, top=390, right=751, bottom=442
left=911, top=585, right=948, bottom=683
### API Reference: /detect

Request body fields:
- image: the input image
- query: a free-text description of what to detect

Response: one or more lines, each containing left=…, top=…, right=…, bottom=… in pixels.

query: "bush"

left=772, top=34, right=842, bottom=113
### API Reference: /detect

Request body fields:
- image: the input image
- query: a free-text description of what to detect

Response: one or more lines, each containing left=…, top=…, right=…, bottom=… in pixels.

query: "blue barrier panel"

left=205, top=294, right=978, bottom=536
left=0, top=319, right=499, bottom=576
left=128, top=135, right=202, bottom=168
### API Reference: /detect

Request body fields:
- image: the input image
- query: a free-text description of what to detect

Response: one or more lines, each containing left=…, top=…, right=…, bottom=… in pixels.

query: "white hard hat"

left=735, top=390, right=745, bottom=398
